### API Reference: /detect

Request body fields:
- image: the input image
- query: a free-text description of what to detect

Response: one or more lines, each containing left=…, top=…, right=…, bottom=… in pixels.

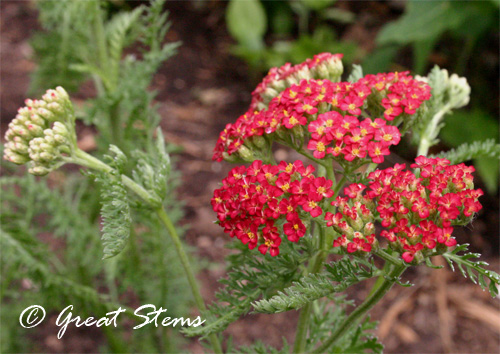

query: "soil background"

left=1, top=1, right=499, bottom=353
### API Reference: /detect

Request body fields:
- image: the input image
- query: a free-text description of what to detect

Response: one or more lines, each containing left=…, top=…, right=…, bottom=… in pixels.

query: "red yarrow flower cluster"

left=212, top=160, right=333, bottom=256
left=213, top=63, right=430, bottom=163
left=327, top=156, right=483, bottom=262
left=358, top=71, right=431, bottom=120
left=250, top=53, right=344, bottom=111
left=307, top=112, right=400, bottom=163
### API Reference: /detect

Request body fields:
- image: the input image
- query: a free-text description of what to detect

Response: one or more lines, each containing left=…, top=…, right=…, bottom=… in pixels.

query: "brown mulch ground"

left=1, top=1, right=499, bottom=353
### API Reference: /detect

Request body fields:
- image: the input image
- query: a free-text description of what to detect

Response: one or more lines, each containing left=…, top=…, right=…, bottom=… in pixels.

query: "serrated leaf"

left=252, top=257, right=377, bottom=314
left=443, top=244, right=500, bottom=297
left=95, top=172, right=132, bottom=259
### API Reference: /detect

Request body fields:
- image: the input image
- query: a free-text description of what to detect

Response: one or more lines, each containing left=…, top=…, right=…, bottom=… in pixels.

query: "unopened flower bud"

left=39, top=151, right=56, bottom=162
left=11, top=125, right=28, bottom=137
left=7, top=141, right=29, bottom=155
left=47, top=102, right=63, bottom=114
left=237, top=145, right=254, bottom=162
left=29, top=165, right=51, bottom=176
left=222, top=151, right=238, bottom=163
left=311, top=54, right=344, bottom=82
left=292, top=125, right=304, bottom=140
left=263, top=87, right=279, bottom=103
left=4, top=150, right=30, bottom=164
left=56, top=86, right=69, bottom=100
left=363, top=222, right=375, bottom=234
left=53, top=134, right=68, bottom=145
left=24, top=122, right=44, bottom=136
left=32, top=99, right=47, bottom=109
left=37, top=108, right=55, bottom=122
left=52, top=122, right=69, bottom=136
left=251, top=135, right=266, bottom=149
left=294, top=68, right=311, bottom=81
left=29, top=113, right=46, bottom=126
left=42, top=89, right=59, bottom=103
left=350, top=215, right=364, bottom=231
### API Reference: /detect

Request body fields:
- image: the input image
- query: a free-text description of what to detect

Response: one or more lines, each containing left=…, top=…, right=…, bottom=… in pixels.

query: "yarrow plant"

left=4, top=52, right=500, bottom=353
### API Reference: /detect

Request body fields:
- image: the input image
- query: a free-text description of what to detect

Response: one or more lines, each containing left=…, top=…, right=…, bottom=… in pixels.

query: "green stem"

left=312, top=262, right=406, bottom=353
left=293, top=226, right=328, bottom=353
left=332, top=175, right=347, bottom=197
left=92, top=0, right=112, bottom=91
left=71, top=149, right=223, bottom=354
left=155, top=208, right=223, bottom=354
left=293, top=162, right=345, bottom=353
left=417, top=104, right=450, bottom=157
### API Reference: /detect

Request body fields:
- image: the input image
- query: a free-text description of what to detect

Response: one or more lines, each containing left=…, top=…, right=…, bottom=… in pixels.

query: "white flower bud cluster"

left=4, top=87, right=75, bottom=176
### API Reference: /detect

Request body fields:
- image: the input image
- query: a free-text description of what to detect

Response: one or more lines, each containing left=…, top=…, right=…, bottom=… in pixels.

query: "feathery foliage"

left=443, top=244, right=500, bottom=297
left=432, top=139, right=500, bottom=164
left=252, top=257, right=378, bottom=314
left=89, top=145, right=132, bottom=259
left=307, top=299, right=383, bottom=353
left=131, top=129, right=172, bottom=205
left=182, top=237, right=316, bottom=339
left=2, top=1, right=191, bottom=352
left=1, top=228, right=126, bottom=314
left=95, top=171, right=132, bottom=259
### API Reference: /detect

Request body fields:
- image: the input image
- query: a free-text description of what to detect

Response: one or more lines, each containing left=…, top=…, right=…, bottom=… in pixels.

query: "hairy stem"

left=312, top=262, right=406, bottom=353
left=417, top=104, right=450, bottom=157
left=155, top=208, right=223, bottom=354
left=293, top=166, right=346, bottom=353
left=71, top=149, right=223, bottom=354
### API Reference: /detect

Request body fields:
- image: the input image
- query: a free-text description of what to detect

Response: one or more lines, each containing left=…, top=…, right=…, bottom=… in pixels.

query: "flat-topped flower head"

left=212, top=160, right=333, bottom=256
left=213, top=53, right=431, bottom=165
left=3, top=87, right=76, bottom=175
left=250, top=53, right=344, bottom=111
left=327, top=157, right=483, bottom=263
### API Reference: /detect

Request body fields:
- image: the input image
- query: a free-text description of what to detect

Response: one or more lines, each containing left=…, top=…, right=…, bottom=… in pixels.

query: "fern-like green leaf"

left=252, top=257, right=378, bottom=314
left=95, top=171, right=132, bottom=259
left=105, top=6, right=144, bottom=88
left=443, top=244, right=500, bottom=297
left=131, top=128, right=171, bottom=204
left=182, top=238, right=315, bottom=338
left=0, top=228, right=127, bottom=314
left=431, top=139, right=500, bottom=164
left=182, top=290, right=259, bottom=339
left=238, top=338, right=291, bottom=354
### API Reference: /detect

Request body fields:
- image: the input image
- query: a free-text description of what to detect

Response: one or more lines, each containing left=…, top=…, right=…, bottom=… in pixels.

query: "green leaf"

left=347, top=64, right=363, bottom=83
left=361, top=46, right=398, bottom=74
left=226, top=0, right=267, bottom=50
left=443, top=244, right=500, bottom=297
left=252, top=257, right=377, bottom=314
left=95, top=171, right=132, bottom=259
left=321, top=7, right=355, bottom=24
left=440, top=109, right=499, bottom=193
left=377, top=1, right=467, bottom=45
left=413, top=35, right=439, bottom=75
left=0, top=227, right=126, bottom=313
left=300, top=0, right=336, bottom=11
left=432, top=139, right=500, bottom=165
left=474, top=156, right=499, bottom=194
